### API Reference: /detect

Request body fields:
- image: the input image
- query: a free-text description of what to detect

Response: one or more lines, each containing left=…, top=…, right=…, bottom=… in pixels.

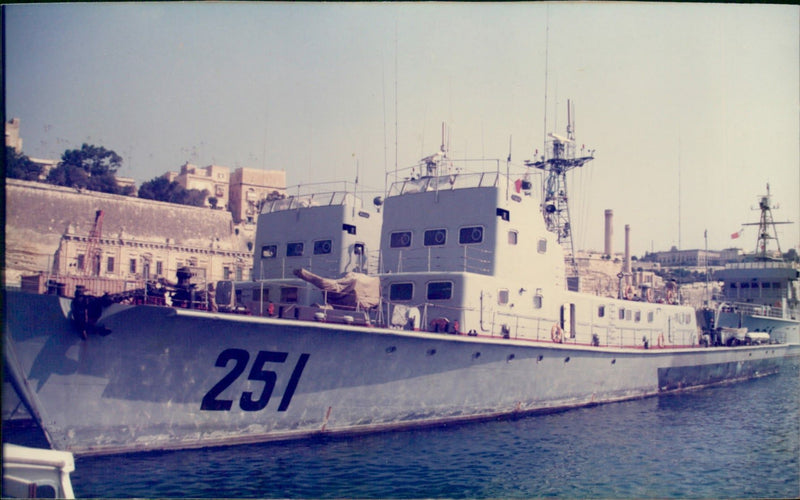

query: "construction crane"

left=525, top=100, right=594, bottom=274
left=82, top=210, right=104, bottom=276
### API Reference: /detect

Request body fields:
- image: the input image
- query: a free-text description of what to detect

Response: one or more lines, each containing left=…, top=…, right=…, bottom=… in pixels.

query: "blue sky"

left=5, top=2, right=799, bottom=257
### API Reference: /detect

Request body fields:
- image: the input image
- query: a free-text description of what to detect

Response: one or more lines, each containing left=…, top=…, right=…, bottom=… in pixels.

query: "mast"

left=525, top=100, right=594, bottom=274
left=742, top=183, right=792, bottom=260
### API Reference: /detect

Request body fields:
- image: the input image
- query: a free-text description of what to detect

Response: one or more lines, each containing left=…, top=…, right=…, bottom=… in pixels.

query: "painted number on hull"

left=200, top=348, right=310, bottom=412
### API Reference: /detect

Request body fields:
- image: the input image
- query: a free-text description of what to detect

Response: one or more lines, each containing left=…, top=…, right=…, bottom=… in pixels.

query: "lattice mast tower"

left=525, top=100, right=594, bottom=272
left=744, top=183, right=791, bottom=261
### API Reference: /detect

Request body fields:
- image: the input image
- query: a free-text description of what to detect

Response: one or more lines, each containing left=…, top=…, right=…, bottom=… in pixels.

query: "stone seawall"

left=5, top=179, right=254, bottom=287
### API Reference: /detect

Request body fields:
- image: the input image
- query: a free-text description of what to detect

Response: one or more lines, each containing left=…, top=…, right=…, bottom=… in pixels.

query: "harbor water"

left=6, top=359, right=799, bottom=498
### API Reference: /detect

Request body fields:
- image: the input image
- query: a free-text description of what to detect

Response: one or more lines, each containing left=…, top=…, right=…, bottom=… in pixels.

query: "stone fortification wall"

left=5, top=179, right=253, bottom=286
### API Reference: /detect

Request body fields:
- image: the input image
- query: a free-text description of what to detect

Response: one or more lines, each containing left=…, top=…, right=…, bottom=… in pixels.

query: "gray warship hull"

left=3, top=291, right=791, bottom=456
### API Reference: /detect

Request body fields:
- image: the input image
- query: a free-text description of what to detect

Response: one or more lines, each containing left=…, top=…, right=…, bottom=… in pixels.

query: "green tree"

left=5, top=146, right=43, bottom=181
left=47, top=143, right=132, bottom=195
left=138, top=176, right=209, bottom=207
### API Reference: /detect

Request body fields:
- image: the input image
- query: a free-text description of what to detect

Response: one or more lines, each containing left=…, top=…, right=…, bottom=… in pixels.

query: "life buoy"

left=551, top=324, right=563, bottom=343
left=657, top=332, right=665, bottom=348
left=624, top=285, right=634, bottom=300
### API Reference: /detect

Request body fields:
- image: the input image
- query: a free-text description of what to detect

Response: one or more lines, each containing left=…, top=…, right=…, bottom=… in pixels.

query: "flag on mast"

left=730, top=227, right=744, bottom=239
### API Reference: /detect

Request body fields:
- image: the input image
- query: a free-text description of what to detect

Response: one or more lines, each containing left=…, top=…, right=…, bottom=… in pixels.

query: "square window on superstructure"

left=537, top=238, right=547, bottom=254
left=424, top=229, right=447, bottom=246
left=508, top=231, right=518, bottom=245
left=648, top=311, right=654, bottom=322
left=389, top=283, right=414, bottom=301
left=459, top=226, right=483, bottom=244
left=261, top=245, right=277, bottom=259
left=390, top=231, right=412, bottom=248
left=314, top=240, right=333, bottom=255
left=533, top=295, right=543, bottom=309
left=427, top=281, right=453, bottom=300
left=598, top=305, right=605, bottom=318
left=287, top=242, right=304, bottom=257
left=281, top=287, right=298, bottom=303
left=498, top=289, right=509, bottom=305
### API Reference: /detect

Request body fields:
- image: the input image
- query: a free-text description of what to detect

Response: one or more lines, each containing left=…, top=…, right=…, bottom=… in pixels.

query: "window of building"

left=223, top=267, right=231, bottom=279
left=390, top=231, right=412, bottom=248
left=634, top=311, right=641, bottom=322
left=537, top=238, right=547, bottom=254
left=261, top=245, right=277, bottom=259
left=314, top=239, right=333, bottom=255
left=598, top=305, right=605, bottom=318
left=280, top=287, right=298, bottom=303
left=647, top=311, right=654, bottom=323
left=498, top=289, right=509, bottom=305
left=107, top=256, right=115, bottom=273
left=424, top=229, right=447, bottom=246
left=389, top=283, right=414, bottom=301
left=287, top=242, right=304, bottom=257
left=427, top=281, right=453, bottom=300
left=236, top=267, right=243, bottom=281
left=77, top=254, right=85, bottom=270
left=508, top=230, right=518, bottom=245
left=129, top=258, right=137, bottom=273
left=618, top=307, right=626, bottom=320
left=459, top=226, right=483, bottom=244
left=156, top=261, right=163, bottom=276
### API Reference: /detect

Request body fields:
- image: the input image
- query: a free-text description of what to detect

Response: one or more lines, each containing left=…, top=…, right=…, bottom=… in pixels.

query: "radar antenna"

left=525, top=99, right=594, bottom=272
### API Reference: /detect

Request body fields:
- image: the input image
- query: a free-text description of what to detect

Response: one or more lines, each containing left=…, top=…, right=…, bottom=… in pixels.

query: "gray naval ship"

left=4, top=130, right=793, bottom=456
left=709, top=184, right=799, bottom=349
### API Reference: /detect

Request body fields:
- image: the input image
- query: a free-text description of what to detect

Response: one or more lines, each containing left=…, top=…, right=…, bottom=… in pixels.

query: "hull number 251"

left=201, top=348, right=310, bottom=412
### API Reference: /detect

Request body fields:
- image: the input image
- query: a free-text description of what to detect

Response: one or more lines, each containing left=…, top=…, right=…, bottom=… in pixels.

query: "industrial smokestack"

left=624, top=224, right=632, bottom=275
left=604, top=209, right=613, bottom=257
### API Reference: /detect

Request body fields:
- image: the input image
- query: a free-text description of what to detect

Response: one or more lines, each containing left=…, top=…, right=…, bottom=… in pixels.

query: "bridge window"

left=459, top=226, right=483, bottom=244
left=314, top=240, right=333, bottom=255
left=280, top=287, right=298, bottom=303
left=390, top=231, right=412, bottom=248
left=634, top=310, right=641, bottom=322
left=261, top=245, right=277, bottom=259
left=389, top=283, right=413, bottom=301
left=424, top=229, right=447, bottom=246
left=427, top=281, right=453, bottom=300
left=287, top=242, right=304, bottom=257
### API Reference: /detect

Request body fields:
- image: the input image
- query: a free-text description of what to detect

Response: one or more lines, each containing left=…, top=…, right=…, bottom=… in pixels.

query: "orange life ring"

left=624, top=285, right=634, bottom=300
left=551, top=324, right=563, bottom=343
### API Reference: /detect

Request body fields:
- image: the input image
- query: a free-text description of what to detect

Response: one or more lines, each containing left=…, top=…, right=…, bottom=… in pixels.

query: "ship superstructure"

left=714, top=185, right=799, bottom=345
